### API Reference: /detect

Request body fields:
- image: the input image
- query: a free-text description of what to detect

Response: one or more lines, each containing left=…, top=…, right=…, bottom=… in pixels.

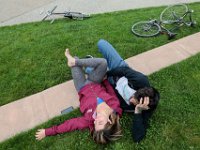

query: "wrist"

left=134, top=107, right=142, bottom=114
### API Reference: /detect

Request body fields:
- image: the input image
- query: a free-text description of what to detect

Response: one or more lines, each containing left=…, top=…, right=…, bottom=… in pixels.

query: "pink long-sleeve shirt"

left=45, top=79, right=122, bottom=136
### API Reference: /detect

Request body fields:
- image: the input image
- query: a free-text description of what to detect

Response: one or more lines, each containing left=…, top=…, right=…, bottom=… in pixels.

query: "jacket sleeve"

left=132, top=109, right=154, bottom=142
left=107, top=67, right=150, bottom=90
left=45, top=116, right=90, bottom=136
left=107, top=67, right=126, bottom=77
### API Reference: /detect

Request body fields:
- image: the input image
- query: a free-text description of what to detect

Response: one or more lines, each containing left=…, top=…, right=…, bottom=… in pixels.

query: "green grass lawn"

left=1, top=49, right=200, bottom=150
left=1, top=2, right=200, bottom=149
left=0, top=3, right=200, bottom=106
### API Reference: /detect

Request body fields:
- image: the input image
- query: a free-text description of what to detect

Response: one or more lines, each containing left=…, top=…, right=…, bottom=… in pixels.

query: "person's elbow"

left=138, top=75, right=150, bottom=87
left=132, top=130, right=146, bottom=143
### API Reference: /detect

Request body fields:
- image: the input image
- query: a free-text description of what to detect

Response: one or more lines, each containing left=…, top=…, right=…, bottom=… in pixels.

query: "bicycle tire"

left=160, top=4, right=188, bottom=24
left=131, top=21, right=161, bottom=37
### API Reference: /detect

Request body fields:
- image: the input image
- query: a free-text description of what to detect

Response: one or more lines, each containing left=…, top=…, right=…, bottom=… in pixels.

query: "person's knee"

left=139, top=75, right=148, bottom=82
left=101, top=58, right=107, bottom=68
left=135, top=74, right=148, bottom=84
left=97, top=39, right=107, bottom=51
left=97, top=39, right=106, bottom=46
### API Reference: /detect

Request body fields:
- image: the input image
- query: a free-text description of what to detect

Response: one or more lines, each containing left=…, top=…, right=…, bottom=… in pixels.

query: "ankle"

left=68, top=57, right=76, bottom=67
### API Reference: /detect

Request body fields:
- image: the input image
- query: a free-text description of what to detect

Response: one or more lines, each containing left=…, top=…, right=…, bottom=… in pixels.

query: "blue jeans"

left=97, top=39, right=128, bottom=70
left=97, top=39, right=128, bottom=84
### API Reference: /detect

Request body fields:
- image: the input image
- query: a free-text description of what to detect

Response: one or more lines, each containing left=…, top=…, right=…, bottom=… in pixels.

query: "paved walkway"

left=1, top=32, right=200, bottom=142
left=1, top=0, right=200, bottom=26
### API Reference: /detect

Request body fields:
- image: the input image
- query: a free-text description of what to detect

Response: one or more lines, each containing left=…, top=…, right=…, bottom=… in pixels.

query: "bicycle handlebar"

left=41, top=5, right=90, bottom=23
left=42, top=5, right=57, bottom=21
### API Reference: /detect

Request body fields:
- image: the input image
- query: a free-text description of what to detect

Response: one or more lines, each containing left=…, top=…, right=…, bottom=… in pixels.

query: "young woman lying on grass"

left=35, top=49, right=122, bottom=144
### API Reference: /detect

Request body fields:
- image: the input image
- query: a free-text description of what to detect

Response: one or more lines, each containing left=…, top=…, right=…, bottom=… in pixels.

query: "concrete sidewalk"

left=1, top=0, right=200, bottom=27
left=0, top=32, right=200, bottom=142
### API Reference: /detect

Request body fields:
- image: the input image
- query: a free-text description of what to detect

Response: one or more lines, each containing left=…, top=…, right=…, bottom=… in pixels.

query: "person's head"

left=94, top=111, right=112, bottom=131
left=130, top=87, right=160, bottom=109
left=91, top=112, right=122, bottom=144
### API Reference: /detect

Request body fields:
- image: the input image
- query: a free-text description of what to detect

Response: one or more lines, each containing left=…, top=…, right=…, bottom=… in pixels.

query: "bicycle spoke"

left=160, top=4, right=188, bottom=24
left=132, top=21, right=160, bottom=37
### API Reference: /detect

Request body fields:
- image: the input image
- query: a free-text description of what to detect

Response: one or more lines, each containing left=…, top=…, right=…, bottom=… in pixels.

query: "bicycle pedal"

left=193, top=21, right=197, bottom=25
left=190, top=21, right=197, bottom=27
left=168, top=33, right=177, bottom=40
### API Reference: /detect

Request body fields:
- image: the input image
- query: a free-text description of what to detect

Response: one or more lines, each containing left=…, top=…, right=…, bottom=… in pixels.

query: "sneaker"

left=84, top=55, right=93, bottom=59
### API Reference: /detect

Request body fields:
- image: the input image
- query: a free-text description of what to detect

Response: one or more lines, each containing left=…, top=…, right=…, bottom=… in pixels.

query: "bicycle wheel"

left=131, top=21, right=161, bottom=37
left=160, top=4, right=188, bottom=24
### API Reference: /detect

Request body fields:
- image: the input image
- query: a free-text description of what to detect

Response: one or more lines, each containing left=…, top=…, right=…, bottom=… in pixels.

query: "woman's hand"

left=135, top=97, right=150, bottom=114
left=35, top=129, right=46, bottom=140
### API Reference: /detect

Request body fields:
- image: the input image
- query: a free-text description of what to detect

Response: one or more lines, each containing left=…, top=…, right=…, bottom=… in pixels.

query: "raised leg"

left=97, top=39, right=128, bottom=70
left=71, top=64, right=87, bottom=92
left=65, top=49, right=88, bottom=92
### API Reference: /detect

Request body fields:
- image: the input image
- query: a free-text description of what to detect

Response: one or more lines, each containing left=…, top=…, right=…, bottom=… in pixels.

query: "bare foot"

left=65, top=49, right=75, bottom=67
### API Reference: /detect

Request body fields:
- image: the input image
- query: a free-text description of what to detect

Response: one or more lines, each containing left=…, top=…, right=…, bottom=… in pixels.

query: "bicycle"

left=41, top=5, right=90, bottom=24
left=131, top=4, right=196, bottom=40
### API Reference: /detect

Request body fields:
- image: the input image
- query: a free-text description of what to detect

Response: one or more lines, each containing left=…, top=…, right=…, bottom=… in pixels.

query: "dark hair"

left=91, top=113, right=122, bottom=144
left=134, top=87, right=160, bottom=109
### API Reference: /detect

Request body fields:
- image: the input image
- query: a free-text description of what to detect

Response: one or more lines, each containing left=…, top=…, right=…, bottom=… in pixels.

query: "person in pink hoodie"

left=35, top=49, right=122, bottom=144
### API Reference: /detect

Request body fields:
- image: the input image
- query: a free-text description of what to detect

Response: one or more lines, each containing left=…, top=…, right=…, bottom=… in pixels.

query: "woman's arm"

left=35, top=116, right=89, bottom=140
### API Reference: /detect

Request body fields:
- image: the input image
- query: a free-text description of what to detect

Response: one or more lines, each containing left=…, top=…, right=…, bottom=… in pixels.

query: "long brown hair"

left=91, top=112, right=122, bottom=144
